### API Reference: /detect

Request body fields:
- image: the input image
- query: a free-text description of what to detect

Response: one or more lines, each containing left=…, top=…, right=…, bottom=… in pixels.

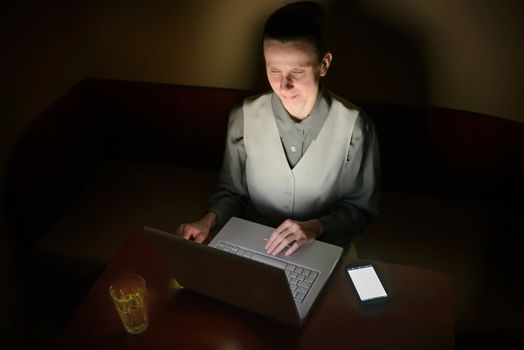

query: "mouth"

left=281, top=95, right=298, bottom=101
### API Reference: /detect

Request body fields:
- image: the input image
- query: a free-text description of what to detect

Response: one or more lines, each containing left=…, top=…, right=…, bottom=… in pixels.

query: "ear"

left=319, top=52, right=333, bottom=77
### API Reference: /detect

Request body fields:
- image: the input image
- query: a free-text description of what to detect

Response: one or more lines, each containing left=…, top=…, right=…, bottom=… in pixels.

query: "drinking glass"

left=109, top=274, right=149, bottom=334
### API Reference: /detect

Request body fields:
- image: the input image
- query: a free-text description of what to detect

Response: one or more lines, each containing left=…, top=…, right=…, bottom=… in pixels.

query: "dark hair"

left=262, top=1, right=327, bottom=60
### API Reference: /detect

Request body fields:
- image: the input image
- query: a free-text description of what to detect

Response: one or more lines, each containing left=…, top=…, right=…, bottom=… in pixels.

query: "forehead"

left=263, top=39, right=318, bottom=66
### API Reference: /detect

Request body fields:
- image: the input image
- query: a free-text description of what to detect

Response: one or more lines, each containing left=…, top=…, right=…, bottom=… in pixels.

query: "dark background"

left=2, top=0, right=523, bottom=348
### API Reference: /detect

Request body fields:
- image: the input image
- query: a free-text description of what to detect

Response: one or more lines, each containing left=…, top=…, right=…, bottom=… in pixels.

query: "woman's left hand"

left=265, top=219, right=324, bottom=256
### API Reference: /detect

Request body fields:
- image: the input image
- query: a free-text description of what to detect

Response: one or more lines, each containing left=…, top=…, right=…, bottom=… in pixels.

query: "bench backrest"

left=5, top=78, right=523, bottom=250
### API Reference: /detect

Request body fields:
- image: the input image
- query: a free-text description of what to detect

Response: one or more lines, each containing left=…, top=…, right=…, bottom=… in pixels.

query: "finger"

left=270, top=232, right=298, bottom=255
left=181, top=226, right=194, bottom=240
left=266, top=229, right=291, bottom=254
left=269, top=233, right=296, bottom=256
left=265, top=222, right=289, bottom=249
left=285, top=242, right=301, bottom=256
left=194, top=233, right=206, bottom=244
left=266, top=219, right=296, bottom=251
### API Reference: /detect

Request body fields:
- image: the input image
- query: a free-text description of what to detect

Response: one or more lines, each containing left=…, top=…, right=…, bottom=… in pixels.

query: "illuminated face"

left=263, top=39, right=332, bottom=119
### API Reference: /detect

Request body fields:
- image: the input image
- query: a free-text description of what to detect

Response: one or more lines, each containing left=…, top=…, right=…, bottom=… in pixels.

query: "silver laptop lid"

left=145, top=226, right=302, bottom=327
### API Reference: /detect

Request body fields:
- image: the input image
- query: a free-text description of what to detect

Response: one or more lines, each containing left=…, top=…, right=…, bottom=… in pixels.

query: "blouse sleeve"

left=208, top=104, right=249, bottom=230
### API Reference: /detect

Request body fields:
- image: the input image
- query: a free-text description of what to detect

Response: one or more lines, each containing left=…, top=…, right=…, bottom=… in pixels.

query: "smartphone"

left=346, top=262, right=389, bottom=305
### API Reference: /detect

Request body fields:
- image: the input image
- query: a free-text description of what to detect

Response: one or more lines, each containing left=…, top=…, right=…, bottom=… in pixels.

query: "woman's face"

left=263, top=39, right=331, bottom=119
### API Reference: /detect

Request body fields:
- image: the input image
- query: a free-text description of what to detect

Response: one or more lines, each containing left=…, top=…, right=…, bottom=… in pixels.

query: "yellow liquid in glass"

left=114, top=292, right=148, bottom=334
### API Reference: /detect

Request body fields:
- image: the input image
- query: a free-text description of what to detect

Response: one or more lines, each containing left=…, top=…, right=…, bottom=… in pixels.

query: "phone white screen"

left=347, top=265, right=388, bottom=301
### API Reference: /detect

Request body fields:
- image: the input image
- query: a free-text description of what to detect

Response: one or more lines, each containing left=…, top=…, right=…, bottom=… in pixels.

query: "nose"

left=280, top=74, right=294, bottom=91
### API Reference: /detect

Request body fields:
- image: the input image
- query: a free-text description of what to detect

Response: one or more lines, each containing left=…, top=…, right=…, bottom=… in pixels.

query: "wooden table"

left=52, top=230, right=454, bottom=349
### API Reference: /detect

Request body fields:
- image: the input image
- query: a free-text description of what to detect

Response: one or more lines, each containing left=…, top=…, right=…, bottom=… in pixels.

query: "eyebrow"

left=265, top=62, right=312, bottom=68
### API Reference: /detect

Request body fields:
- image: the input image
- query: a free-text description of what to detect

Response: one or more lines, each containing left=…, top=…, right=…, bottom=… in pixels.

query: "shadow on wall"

left=326, top=0, right=428, bottom=105
left=254, top=0, right=429, bottom=106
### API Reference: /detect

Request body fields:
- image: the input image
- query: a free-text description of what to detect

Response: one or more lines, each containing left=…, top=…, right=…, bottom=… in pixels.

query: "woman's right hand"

left=177, top=211, right=217, bottom=244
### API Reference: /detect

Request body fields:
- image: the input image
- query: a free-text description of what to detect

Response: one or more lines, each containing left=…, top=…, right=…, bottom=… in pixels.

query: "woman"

left=178, top=2, right=380, bottom=257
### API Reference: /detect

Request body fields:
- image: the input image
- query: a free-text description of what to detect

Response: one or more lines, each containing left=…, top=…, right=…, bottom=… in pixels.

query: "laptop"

left=145, top=216, right=342, bottom=327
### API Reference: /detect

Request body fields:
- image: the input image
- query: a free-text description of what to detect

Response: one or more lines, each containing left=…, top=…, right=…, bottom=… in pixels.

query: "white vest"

left=243, top=92, right=358, bottom=225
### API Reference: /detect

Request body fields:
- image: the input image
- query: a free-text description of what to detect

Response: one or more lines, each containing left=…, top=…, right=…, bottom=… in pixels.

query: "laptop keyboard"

left=214, top=242, right=319, bottom=303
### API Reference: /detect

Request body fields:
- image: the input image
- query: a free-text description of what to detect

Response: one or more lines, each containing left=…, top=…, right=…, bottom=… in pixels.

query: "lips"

left=281, top=95, right=298, bottom=101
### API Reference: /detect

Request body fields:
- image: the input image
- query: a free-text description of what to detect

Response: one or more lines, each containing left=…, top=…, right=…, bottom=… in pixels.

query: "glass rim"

left=109, top=274, right=147, bottom=300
